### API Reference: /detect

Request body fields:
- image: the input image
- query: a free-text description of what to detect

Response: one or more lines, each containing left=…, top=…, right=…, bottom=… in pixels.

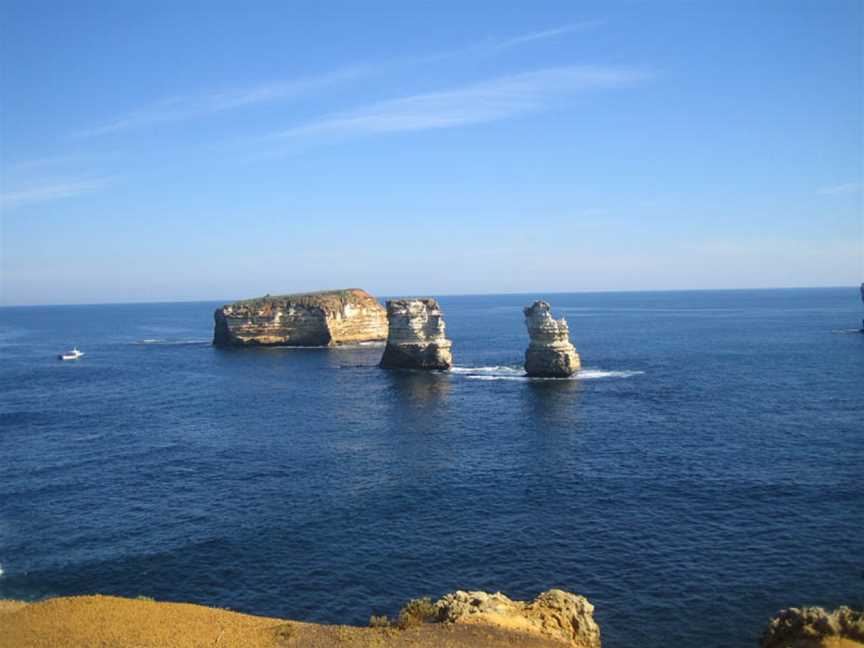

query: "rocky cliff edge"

left=0, top=589, right=598, bottom=648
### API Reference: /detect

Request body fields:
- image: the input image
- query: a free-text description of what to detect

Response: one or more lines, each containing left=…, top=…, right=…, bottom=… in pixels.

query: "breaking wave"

left=449, top=365, right=644, bottom=382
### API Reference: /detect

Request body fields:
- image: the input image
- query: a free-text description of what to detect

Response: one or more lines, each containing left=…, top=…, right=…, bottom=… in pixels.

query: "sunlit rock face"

left=213, top=289, right=387, bottom=347
left=379, top=298, right=453, bottom=370
left=523, top=300, right=581, bottom=377
left=435, top=589, right=601, bottom=648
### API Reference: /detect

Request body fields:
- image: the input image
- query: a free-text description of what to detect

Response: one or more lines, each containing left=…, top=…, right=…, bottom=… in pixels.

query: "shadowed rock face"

left=523, top=301, right=581, bottom=377
left=435, top=589, right=601, bottom=648
left=761, top=606, right=864, bottom=648
left=380, top=299, right=453, bottom=370
left=213, top=289, right=387, bottom=347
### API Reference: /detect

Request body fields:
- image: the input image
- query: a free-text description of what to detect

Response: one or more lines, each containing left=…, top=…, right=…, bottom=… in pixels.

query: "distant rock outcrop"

left=379, top=299, right=453, bottom=370
left=860, top=283, right=863, bottom=332
left=523, top=301, right=581, bottom=377
left=435, top=589, right=601, bottom=648
left=761, top=606, right=864, bottom=648
left=213, top=289, right=387, bottom=347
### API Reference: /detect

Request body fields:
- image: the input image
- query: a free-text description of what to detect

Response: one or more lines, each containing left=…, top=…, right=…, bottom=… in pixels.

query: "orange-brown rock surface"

left=213, top=288, right=387, bottom=347
left=0, top=589, right=600, bottom=648
left=761, top=606, right=864, bottom=648
left=435, top=589, right=600, bottom=648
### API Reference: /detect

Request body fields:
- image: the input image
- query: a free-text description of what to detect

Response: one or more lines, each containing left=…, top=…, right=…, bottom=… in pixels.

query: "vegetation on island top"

left=225, top=288, right=370, bottom=309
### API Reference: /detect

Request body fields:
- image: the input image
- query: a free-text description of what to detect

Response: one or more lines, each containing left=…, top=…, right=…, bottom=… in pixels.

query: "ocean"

left=1, top=288, right=862, bottom=647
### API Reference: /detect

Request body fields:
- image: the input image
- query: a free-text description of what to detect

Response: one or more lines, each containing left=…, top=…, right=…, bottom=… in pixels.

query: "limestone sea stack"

left=379, top=299, right=453, bottom=370
left=213, top=288, right=387, bottom=347
left=523, top=300, right=581, bottom=377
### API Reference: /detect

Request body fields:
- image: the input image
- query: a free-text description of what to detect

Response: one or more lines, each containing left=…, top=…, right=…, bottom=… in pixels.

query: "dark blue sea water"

left=1, top=288, right=862, bottom=647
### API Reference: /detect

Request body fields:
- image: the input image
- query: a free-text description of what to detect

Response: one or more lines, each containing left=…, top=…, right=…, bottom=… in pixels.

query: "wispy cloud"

left=0, top=178, right=112, bottom=209
left=817, top=182, right=861, bottom=196
left=72, top=67, right=369, bottom=139
left=479, top=22, right=604, bottom=53
left=270, top=65, right=649, bottom=139
left=416, top=21, right=604, bottom=64
left=70, top=24, right=599, bottom=139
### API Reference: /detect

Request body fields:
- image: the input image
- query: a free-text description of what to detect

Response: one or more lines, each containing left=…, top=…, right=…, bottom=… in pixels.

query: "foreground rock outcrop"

left=523, top=301, right=581, bottom=377
left=436, top=589, right=600, bottom=648
left=213, top=289, right=387, bottom=347
left=380, top=299, right=453, bottom=370
left=761, top=606, right=864, bottom=648
left=0, top=590, right=598, bottom=648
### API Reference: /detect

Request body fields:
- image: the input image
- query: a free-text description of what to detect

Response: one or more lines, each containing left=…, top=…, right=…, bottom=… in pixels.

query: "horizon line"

left=1, top=284, right=859, bottom=308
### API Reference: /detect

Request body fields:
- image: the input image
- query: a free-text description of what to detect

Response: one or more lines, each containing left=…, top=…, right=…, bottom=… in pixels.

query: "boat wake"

left=449, top=365, right=644, bottom=381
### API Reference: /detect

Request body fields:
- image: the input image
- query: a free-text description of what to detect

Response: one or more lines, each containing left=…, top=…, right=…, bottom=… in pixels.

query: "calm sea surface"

left=1, top=289, right=862, bottom=647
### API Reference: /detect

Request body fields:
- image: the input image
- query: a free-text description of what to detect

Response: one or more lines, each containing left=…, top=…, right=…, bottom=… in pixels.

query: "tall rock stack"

left=379, top=299, right=453, bottom=370
left=523, top=300, right=581, bottom=377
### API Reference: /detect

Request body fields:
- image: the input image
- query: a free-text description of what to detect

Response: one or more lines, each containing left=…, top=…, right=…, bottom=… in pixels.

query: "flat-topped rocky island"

left=213, top=288, right=388, bottom=347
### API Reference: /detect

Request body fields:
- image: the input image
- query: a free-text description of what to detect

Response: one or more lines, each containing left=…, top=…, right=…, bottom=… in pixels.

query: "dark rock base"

left=380, top=343, right=452, bottom=370
left=524, top=348, right=581, bottom=378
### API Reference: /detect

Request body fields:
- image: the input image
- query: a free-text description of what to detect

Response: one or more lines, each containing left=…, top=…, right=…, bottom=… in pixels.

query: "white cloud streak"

left=69, top=24, right=599, bottom=139
left=414, top=21, right=603, bottom=64
left=817, top=182, right=861, bottom=196
left=0, top=178, right=112, bottom=209
left=481, top=22, right=604, bottom=53
left=72, top=67, right=369, bottom=139
left=271, top=65, right=649, bottom=139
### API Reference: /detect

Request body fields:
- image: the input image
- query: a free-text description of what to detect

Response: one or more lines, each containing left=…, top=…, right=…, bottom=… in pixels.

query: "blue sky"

left=1, top=0, right=861, bottom=305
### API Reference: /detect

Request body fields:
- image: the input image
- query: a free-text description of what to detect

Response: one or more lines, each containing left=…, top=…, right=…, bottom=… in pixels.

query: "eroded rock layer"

left=523, top=300, right=581, bottom=377
left=761, top=606, right=864, bottom=648
left=379, top=299, right=453, bottom=370
left=213, top=289, right=387, bottom=347
left=435, top=589, right=601, bottom=648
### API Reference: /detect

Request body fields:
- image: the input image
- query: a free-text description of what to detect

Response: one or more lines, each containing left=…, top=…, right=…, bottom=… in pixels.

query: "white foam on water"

left=450, top=365, right=644, bottom=382
left=577, top=369, right=645, bottom=380
left=0, top=563, right=4, bottom=577
left=450, top=365, right=523, bottom=376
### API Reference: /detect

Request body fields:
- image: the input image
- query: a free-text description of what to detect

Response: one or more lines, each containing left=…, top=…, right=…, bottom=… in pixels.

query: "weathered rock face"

left=379, top=299, right=453, bottom=370
left=435, top=589, right=601, bottom=648
left=523, top=300, right=581, bottom=377
left=213, top=289, right=387, bottom=347
left=761, top=606, right=864, bottom=648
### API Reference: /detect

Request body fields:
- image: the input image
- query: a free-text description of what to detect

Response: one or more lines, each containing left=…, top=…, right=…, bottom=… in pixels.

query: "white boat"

left=58, top=347, right=84, bottom=361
